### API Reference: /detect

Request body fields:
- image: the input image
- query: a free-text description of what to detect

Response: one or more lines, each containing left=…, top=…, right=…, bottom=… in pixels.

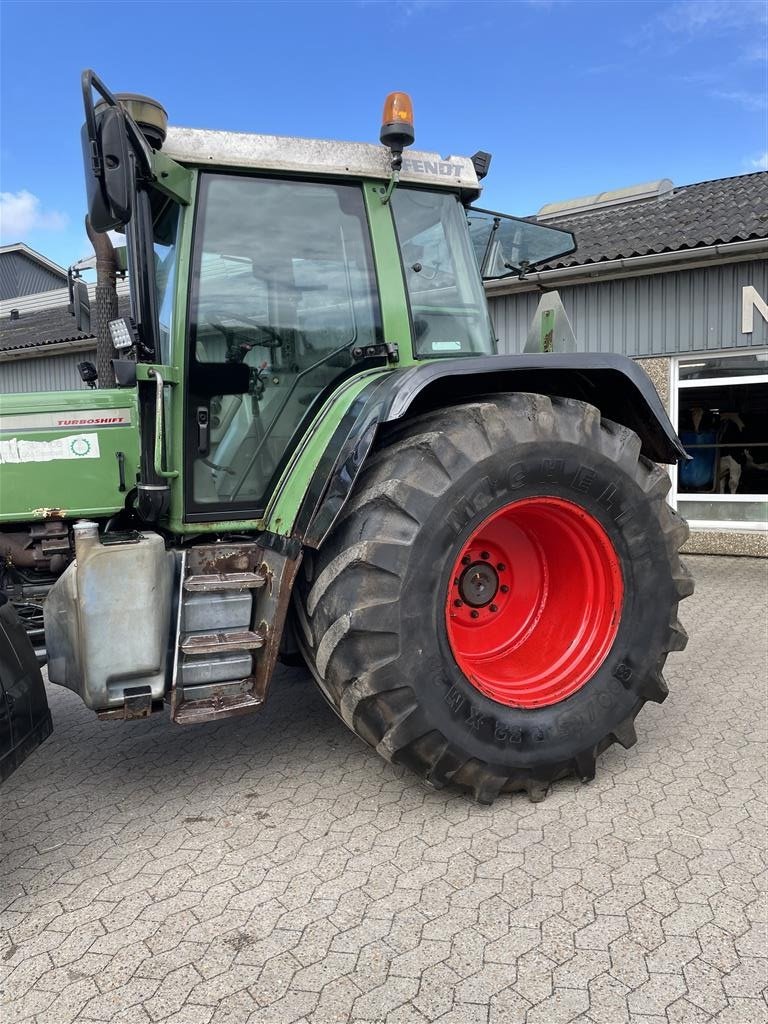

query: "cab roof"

left=163, top=127, right=481, bottom=198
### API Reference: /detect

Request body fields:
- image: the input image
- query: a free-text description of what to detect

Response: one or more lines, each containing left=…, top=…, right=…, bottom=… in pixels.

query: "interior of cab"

left=187, top=175, right=382, bottom=510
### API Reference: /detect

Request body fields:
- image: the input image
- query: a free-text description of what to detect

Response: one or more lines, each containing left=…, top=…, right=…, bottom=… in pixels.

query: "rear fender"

left=296, top=353, right=685, bottom=548
left=0, top=597, right=52, bottom=783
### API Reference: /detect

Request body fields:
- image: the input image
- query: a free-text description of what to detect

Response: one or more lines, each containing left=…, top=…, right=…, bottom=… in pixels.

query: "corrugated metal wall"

left=1, top=349, right=94, bottom=394
left=488, top=260, right=768, bottom=356
left=2, top=261, right=766, bottom=395
left=0, top=252, right=66, bottom=301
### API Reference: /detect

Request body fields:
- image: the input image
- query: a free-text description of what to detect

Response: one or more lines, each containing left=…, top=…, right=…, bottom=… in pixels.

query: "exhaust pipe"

left=85, top=216, right=119, bottom=388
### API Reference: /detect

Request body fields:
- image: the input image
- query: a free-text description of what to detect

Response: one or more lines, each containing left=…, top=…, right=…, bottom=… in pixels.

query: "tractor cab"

left=74, top=72, right=577, bottom=534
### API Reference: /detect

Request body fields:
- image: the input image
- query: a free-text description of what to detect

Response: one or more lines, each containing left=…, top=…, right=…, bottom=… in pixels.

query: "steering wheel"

left=208, top=311, right=283, bottom=359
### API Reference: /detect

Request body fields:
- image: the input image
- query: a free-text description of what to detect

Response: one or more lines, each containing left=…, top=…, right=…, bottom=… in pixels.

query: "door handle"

left=196, top=405, right=210, bottom=456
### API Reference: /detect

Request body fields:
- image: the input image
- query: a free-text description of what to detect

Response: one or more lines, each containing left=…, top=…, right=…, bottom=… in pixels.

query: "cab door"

left=183, top=174, right=383, bottom=523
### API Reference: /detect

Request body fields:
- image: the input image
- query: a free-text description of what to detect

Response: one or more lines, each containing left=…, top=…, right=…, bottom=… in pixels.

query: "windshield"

left=391, top=189, right=496, bottom=358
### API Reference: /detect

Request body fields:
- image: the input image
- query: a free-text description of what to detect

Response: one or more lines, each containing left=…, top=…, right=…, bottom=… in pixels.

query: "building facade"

left=486, top=173, right=768, bottom=555
left=0, top=243, right=67, bottom=300
left=0, top=244, right=130, bottom=394
left=2, top=179, right=766, bottom=553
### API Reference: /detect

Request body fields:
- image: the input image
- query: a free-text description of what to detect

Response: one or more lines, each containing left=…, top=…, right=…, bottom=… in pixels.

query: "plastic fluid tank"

left=45, top=523, right=176, bottom=710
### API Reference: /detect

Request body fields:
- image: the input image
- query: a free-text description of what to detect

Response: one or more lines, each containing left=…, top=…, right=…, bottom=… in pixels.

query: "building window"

left=673, top=351, right=768, bottom=529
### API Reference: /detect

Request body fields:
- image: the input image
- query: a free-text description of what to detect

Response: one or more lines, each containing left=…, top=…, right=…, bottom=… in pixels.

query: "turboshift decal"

left=0, top=409, right=132, bottom=433
left=0, top=433, right=101, bottom=464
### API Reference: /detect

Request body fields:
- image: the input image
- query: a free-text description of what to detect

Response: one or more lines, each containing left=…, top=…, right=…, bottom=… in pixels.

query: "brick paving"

left=1, top=554, right=766, bottom=1024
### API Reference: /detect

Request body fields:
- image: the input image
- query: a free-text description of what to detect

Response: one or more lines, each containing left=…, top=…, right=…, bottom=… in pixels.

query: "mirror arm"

left=81, top=68, right=153, bottom=178
left=123, top=174, right=160, bottom=361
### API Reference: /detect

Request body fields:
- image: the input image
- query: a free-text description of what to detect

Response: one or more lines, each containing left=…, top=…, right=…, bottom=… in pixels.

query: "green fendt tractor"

left=0, top=72, right=693, bottom=798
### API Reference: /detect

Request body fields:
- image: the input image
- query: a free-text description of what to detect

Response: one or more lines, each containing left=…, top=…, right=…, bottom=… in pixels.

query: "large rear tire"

left=295, top=394, right=693, bottom=803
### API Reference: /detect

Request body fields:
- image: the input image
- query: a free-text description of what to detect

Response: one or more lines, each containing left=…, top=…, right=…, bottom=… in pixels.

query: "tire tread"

left=296, top=393, right=693, bottom=802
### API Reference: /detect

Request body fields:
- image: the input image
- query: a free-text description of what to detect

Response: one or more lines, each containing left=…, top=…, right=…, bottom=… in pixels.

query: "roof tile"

left=0, top=298, right=130, bottom=353
left=536, top=172, right=768, bottom=269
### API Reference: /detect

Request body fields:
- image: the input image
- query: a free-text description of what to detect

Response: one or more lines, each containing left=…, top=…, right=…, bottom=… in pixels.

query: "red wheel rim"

left=445, top=497, right=623, bottom=708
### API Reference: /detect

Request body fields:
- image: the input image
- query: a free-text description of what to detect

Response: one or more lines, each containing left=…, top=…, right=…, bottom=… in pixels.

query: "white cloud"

left=711, top=89, right=767, bottom=111
left=632, top=0, right=767, bottom=51
left=357, top=0, right=442, bottom=16
left=395, top=0, right=443, bottom=17
left=742, top=42, right=768, bottom=63
left=660, top=0, right=767, bottom=35
left=0, top=189, right=68, bottom=240
left=749, top=151, right=768, bottom=170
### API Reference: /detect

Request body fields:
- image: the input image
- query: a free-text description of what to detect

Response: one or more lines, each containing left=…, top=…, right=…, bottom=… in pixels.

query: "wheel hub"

left=458, top=561, right=499, bottom=607
left=445, top=496, right=624, bottom=709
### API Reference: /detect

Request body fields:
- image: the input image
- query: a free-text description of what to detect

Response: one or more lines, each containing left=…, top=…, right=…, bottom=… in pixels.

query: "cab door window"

left=187, top=175, right=381, bottom=515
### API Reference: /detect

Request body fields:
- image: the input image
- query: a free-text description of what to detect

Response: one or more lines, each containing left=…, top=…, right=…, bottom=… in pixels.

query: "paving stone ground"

left=1, top=554, right=766, bottom=1024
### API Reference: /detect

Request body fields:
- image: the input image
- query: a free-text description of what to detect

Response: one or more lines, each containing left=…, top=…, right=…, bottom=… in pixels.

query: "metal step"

left=182, top=591, right=252, bottom=633
left=173, top=690, right=264, bottom=725
left=179, top=629, right=265, bottom=656
left=184, top=571, right=266, bottom=592
left=177, top=675, right=251, bottom=703
left=181, top=651, right=253, bottom=687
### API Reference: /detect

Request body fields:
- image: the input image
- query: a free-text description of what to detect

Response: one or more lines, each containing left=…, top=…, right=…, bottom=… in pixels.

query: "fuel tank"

left=44, top=522, right=175, bottom=711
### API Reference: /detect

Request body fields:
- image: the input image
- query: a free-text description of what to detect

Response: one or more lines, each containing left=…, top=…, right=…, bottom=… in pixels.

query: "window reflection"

left=392, top=189, right=496, bottom=357
left=188, top=176, right=381, bottom=510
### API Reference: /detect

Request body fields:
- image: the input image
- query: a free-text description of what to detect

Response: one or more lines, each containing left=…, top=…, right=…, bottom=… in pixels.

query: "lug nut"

left=461, top=555, right=470, bottom=566
left=490, top=603, right=498, bottom=613
left=454, top=599, right=463, bottom=607
left=497, top=563, right=506, bottom=572
left=500, top=584, right=509, bottom=593
left=481, top=551, right=490, bottom=560
left=470, top=610, right=480, bottom=619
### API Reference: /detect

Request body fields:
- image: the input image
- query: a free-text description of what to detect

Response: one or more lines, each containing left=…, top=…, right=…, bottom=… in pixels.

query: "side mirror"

left=72, top=280, right=91, bottom=334
left=112, top=359, right=137, bottom=388
left=81, top=104, right=132, bottom=232
left=78, top=361, right=99, bottom=389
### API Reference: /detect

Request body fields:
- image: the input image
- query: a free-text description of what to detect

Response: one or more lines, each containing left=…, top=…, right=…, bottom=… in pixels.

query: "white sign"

left=742, top=285, right=768, bottom=334
left=0, top=433, right=101, bottom=464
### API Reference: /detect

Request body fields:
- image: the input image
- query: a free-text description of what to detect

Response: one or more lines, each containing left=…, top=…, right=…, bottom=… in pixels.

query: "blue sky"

left=1, top=0, right=766, bottom=271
